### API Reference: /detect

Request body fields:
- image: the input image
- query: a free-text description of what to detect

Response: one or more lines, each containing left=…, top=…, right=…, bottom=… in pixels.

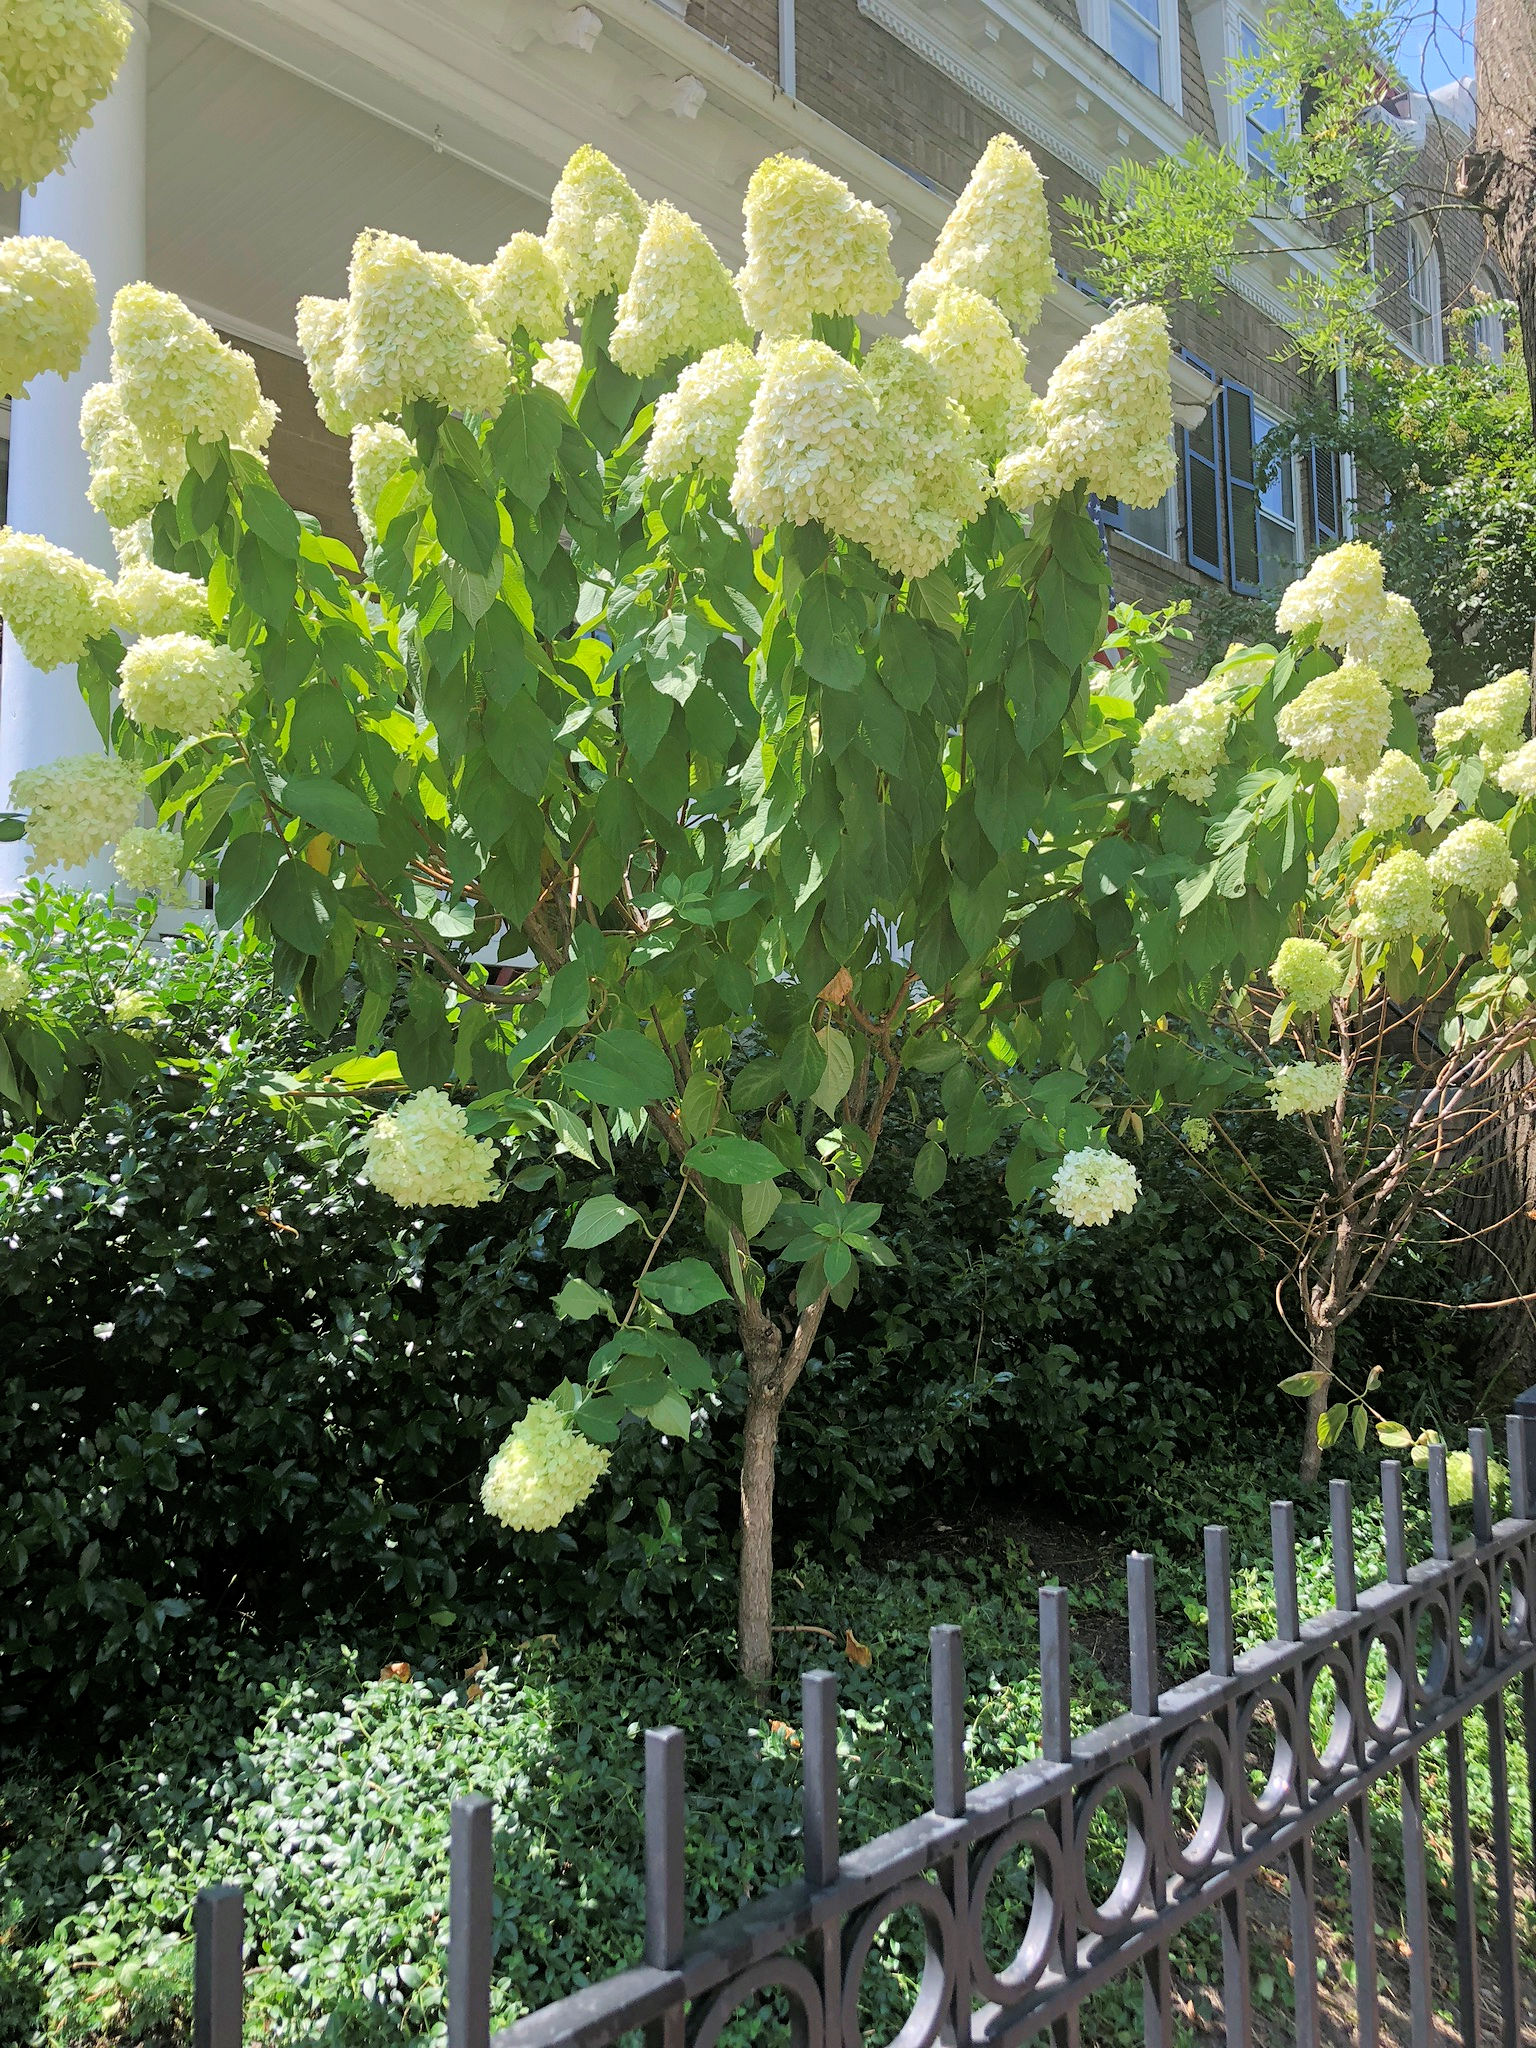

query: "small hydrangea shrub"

left=1116, top=543, right=1536, bottom=1477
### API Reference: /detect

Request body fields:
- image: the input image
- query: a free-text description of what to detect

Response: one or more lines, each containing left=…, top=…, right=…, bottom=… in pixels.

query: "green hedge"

left=1, top=1055, right=1475, bottom=1737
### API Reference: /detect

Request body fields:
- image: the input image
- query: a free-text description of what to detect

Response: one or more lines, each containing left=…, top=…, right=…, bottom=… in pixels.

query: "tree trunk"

left=737, top=1319, right=785, bottom=1689
left=1299, top=1320, right=1337, bottom=1486
left=1450, top=1054, right=1536, bottom=1389
left=1460, top=0, right=1536, bottom=430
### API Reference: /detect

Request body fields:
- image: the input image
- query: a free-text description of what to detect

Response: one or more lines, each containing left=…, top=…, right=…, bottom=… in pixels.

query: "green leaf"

left=913, top=1139, right=948, bottom=1197
left=795, top=575, right=866, bottom=691
left=642, top=1390, right=694, bottom=1439
left=1278, top=1371, right=1326, bottom=1397
left=215, top=833, right=282, bottom=929
left=265, top=860, right=342, bottom=956
left=489, top=388, right=566, bottom=509
left=741, top=1180, right=782, bottom=1239
left=811, top=1026, right=856, bottom=1115
left=683, top=1134, right=788, bottom=1184
left=879, top=611, right=936, bottom=711
left=283, top=775, right=381, bottom=845
left=566, top=1195, right=643, bottom=1249
left=640, top=1258, right=730, bottom=1314
left=554, top=1276, right=616, bottom=1321
left=428, top=456, right=500, bottom=575
left=566, top=1028, right=675, bottom=1111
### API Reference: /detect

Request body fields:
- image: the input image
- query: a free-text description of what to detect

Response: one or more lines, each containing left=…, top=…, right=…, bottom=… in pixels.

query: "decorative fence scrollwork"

left=190, top=1421, right=1536, bottom=2048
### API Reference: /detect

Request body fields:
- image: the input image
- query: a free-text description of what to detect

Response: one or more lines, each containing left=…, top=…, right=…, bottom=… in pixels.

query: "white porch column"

left=0, top=1, right=149, bottom=892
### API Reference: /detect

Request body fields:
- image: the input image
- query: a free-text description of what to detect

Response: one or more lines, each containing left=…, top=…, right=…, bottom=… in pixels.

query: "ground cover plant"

left=1, top=1472, right=1525, bottom=2048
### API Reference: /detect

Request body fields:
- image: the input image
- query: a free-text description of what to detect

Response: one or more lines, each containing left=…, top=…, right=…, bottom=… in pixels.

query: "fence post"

left=448, top=1796, right=493, bottom=2048
left=930, top=1625, right=966, bottom=1818
left=1039, top=1587, right=1071, bottom=1763
left=1127, top=1553, right=1157, bottom=1717
left=193, top=1884, right=242, bottom=2048
left=802, top=1670, right=839, bottom=1887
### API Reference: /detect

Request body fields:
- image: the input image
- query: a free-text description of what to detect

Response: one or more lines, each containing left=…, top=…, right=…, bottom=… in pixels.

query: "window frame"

left=1222, top=384, right=1301, bottom=597
left=1180, top=355, right=1225, bottom=581
left=1472, top=270, right=1507, bottom=362
left=1404, top=221, right=1442, bottom=364
left=1098, top=473, right=1177, bottom=558
left=1082, top=0, right=1184, bottom=109
left=1229, top=11, right=1295, bottom=182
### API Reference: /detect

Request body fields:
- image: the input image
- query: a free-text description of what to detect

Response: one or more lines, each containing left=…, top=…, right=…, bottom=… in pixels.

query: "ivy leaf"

left=566, top=1195, right=643, bottom=1249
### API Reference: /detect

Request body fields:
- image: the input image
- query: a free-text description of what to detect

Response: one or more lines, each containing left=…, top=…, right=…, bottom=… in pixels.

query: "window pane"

left=1258, top=512, right=1296, bottom=589
left=1108, top=4, right=1160, bottom=90
left=1120, top=495, right=1171, bottom=552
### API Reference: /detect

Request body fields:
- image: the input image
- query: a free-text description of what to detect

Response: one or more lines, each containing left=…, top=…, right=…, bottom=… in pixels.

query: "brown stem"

left=1299, top=1320, right=1338, bottom=1487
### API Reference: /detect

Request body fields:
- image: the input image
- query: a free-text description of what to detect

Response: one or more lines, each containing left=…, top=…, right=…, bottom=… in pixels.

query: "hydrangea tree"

left=2, top=136, right=1501, bottom=1666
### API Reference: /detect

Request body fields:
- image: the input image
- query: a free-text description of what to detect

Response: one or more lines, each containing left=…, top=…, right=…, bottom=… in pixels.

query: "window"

left=1222, top=386, right=1299, bottom=595
left=1100, top=478, right=1175, bottom=556
left=1405, top=223, right=1440, bottom=362
left=1083, top=0, right=1181, bottom=103
left=1236, top=18, right=1288, bottom=177
left=1472, top=270, right=1507, bottom=362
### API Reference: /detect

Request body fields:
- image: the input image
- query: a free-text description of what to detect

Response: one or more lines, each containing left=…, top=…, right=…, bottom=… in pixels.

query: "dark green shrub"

left=1, top=1053, right=1476, bottom=1740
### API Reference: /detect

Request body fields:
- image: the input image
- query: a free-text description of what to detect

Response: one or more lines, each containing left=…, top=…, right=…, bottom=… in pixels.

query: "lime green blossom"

left=736, top=155, right=900, bottom=335
left=0, top=235, right=95, bottom=398
left=1270, top=937, right=1344, bottom=1014
left=481, top=1397, right=611, bottom=1531
left=545, top=146, right=646, bottom=310
left=9, top=752, right=142, bottom=873
left=1049, top=1148, right=1140, bottom=1226
left=361, top=1088, right=499, bottom=1208
left=0, top=528, right=118, bottom=670
left=118, top=632, right=253, bottom=737
left=609, top=202, right=746, bottom=376
left=906, top=135, right=1053, bottom=337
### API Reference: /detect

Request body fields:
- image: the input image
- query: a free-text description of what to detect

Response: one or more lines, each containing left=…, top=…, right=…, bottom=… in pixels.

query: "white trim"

left=1403, top=218, right=1442, bottom=365
left=187, top=299, right=304, bottom=362
left=857, top=0, right=1324, bottom=328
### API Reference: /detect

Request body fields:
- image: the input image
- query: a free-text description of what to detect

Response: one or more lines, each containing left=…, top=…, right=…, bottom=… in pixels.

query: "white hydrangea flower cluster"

left=645, top=342, right=762, bottom=483
left=1353, top=849, right=1437, bottom=944
left=114, top=562, right=209, bottom=639
left=79, top=381, right=166, bottom=528
left=1182, top=1116, right=1214, bottom=1154
left=1348, top=591, right=1432, bottom=698
left=350, top=423, right=424, bottom=541
left=0, top=957, right=31, bottom=1013
left=858, top=339, right=988, bottom=581
left=609, top=202, right=747, bottom=377
left=1270, top=936, right=1344, bottom=1014
left=1275, top=542, right=1387, bottom=647
left=1494, top=739, right=1536, bottom=801
left=475, top=231, right=566, bottom=345
left=108, top=986, right=159, bottom=1026
left=1327, top=768, right=1366, bottom=838
left=1274, top=546, right=1433, bottom=696
left=0, top=0, right=133, bottom=192
left=110, top=285, right=276, bottom=474
left=1276, top=660, right=1391, bottom=779
left=546, top=145, right=647, bottom=310
left=731, top=336, right=881, bottom=534
left=0, top=528, right=118, bottom=670
left=111, top=516, right=153, bottom=569
left=995, top=304, right=1176, bottom=512
left=1049, top=1148, right=1140, bottom=1227
left=1131, top=676, right=1236, bottom=803
left=1433, top=670, right=1530, bottom=764
left=361, top=1087, right=499, bottom=1207
left=0, top=236, right=95, bottom=398
left=481, top=1397, right=612, bottom=1531
left=1425, top=818, right=1516, bottom=898
left=906, top=136, right=1053, bottom=338
left=533, top=339, right=583, bottom=407
left=1359, top=749, right=1430, bottom=832
left=114, top=826, right=186, bottom=898
left=118, top=632, right=254, bottom=736
left=907, top=286, right=1031, bottom=463
left=9, top=751, right=142, bottom=872
left=317, top=231, right=510, bottom=426
left=1267, top=1061, right=1340, bottom=1118
left=736, top=155, right=901, bottom=335
left=295, top=296, right=355, bottom=435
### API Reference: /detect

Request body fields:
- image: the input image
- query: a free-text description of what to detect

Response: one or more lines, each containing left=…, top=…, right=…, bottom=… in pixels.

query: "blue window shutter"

left=1309, top=448, right=1341, bottom=544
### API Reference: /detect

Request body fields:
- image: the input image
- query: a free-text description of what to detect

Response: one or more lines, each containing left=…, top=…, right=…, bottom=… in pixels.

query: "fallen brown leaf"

left=844, top=1628, right=872, bottom=1670
left=379, top=1661, right=412, bottom=1683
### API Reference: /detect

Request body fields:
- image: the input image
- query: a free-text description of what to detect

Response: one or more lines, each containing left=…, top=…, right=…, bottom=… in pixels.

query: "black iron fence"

left=190, top=1421, right=1536, bottom=2048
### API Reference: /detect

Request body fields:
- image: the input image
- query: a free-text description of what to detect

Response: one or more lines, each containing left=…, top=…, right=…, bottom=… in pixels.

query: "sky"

left=1393, top=0, right=1475, bottom=96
